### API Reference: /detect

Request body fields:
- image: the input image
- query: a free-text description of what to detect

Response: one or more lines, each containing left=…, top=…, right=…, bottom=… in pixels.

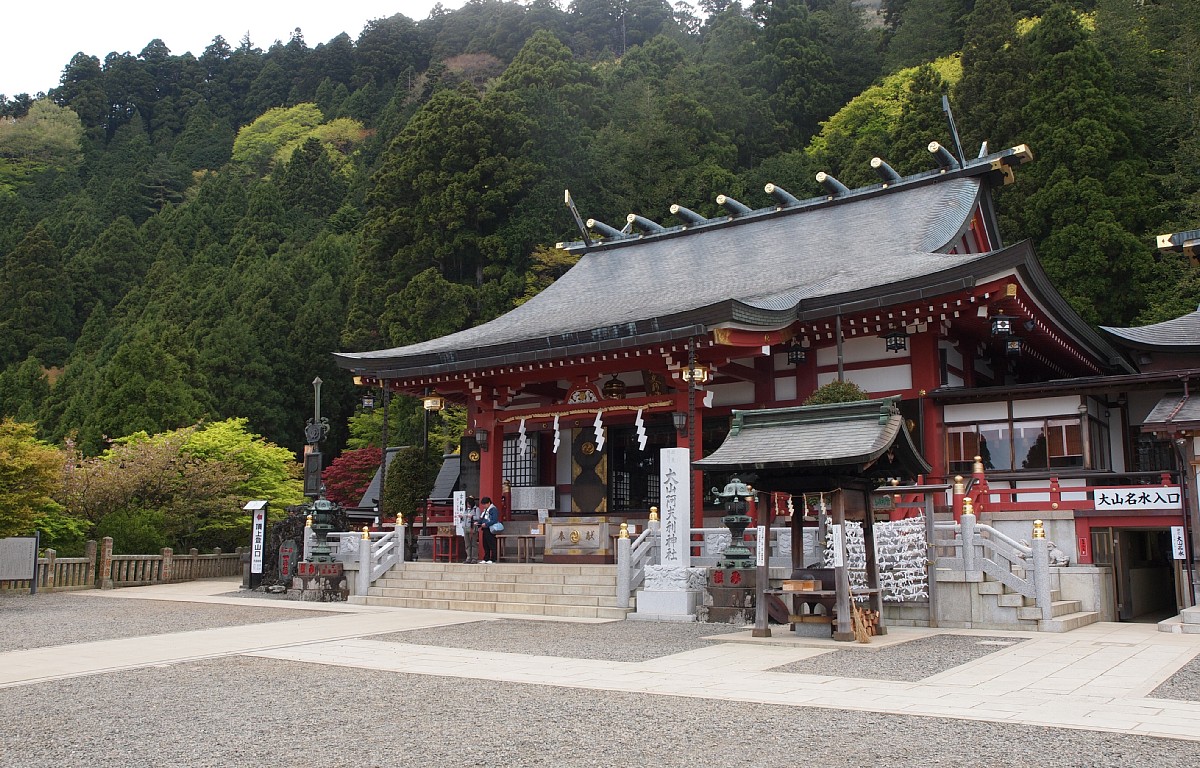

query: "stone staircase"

left=936, top=569, right=1101, bottom=632
left=981, top=578, right=1100, bottom=632
left=1158, top=605, right=1200, bottom=634
left=349, top=561, right=633, bottom=620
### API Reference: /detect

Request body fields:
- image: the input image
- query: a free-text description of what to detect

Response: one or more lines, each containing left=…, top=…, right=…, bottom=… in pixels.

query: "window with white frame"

left=947, top=415, right=1094, bottom=473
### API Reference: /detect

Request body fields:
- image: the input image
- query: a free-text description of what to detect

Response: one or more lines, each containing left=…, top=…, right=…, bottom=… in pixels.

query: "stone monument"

left=631, top=447, right=705, bottom=621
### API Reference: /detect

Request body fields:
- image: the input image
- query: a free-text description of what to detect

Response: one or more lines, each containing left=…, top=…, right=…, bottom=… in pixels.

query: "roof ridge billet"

left=559, top=145, right=1032, bottom=254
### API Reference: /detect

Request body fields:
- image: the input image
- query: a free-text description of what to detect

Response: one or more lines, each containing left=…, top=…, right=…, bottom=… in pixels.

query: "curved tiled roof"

left=693, top=398, right=931, bottom=477
left=1100, top=310, right=1200, bottom=351
left=338, top=177, right=991, bottom=376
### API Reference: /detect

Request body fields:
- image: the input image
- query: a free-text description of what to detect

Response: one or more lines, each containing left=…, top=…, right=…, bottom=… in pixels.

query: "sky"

left=3, top=1, right=463, bottom=98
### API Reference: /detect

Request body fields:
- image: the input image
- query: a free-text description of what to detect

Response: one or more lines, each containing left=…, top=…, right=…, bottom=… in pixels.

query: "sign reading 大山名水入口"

left=1092, top=486, right=1183, bottom=512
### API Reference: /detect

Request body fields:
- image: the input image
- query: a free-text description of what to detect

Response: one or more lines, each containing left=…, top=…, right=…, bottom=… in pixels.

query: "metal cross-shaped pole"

left=305, top=376, right=330, bottom=446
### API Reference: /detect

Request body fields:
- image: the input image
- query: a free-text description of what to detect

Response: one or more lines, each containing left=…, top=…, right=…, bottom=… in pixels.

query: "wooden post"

left=832, top=491, right=853, bottom=641
left=861, top=487, right=887, bottom=636
left=750, top=491, right=771, bottom=637
left=99, top=537, right=114, bottom=589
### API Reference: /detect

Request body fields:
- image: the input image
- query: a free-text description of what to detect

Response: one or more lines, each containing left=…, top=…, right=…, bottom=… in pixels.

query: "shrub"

left=803, top=380, right=869, bottom=406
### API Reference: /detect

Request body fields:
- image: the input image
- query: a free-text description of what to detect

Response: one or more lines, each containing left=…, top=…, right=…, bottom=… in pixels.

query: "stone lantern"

left=713, top=477, right=754, bottom=569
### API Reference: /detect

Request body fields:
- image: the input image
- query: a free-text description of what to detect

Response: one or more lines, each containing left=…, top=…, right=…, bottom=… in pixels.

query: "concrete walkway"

left=5, top=578, right=1200, bottom=741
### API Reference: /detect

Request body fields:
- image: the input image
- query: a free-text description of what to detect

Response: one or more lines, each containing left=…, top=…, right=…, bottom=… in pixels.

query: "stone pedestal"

left=544, top=517, right=614, bottom=563
left=290, top=561, right=347, bottom=601
left=631, top=565, right=706, bottom=622
left=704, top=567, right=756, bottom=624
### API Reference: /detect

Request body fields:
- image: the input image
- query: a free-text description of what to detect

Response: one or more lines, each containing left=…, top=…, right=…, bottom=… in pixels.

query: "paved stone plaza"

left=3, top=578, right=1200, bottom=767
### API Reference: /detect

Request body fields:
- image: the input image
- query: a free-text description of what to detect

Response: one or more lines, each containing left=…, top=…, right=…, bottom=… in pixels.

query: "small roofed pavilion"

left=695, top=396, right=930, bottom=640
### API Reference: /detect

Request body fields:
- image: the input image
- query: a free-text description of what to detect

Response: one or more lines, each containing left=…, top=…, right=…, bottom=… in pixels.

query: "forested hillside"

left=1, top=0, right=1198, bottom=463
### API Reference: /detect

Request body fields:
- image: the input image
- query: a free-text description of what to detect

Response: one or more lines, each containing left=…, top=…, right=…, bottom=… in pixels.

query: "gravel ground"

left=2, top=655, right=1195, bottom=768
left=771, top=634, right=1025, bottom=681
left=0, top=590, right=337, bottom=652
left=1150, top=655, right=1200, bottom=701
left=374, top=618, right=744, bottom=662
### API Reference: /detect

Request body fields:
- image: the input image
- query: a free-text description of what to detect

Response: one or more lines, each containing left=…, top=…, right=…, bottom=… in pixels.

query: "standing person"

left=461, top=496, right=480, bottom=563
left=479, top=496, right=500, bottom=563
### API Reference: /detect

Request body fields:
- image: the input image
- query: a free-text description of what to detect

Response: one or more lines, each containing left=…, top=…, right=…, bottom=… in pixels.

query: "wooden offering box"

left=783, top=579, right=819, bottom=591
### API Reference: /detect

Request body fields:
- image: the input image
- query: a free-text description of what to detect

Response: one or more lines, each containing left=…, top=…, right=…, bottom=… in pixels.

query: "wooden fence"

left=0, top=537, right=243, bottom=593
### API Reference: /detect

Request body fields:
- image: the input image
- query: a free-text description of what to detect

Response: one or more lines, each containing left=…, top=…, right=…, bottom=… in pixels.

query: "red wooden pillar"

left=910, top=331, right=946, bottom=483
left=477, top=409, right=504, bottom=503
left=692, top=395, right=705, bottom=529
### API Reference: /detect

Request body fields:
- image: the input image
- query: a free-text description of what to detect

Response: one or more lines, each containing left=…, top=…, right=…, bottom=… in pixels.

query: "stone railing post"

left=85, top=540, right=97, bottom=587
left=160, top=548, right=174, bottom=583
left=960, top=507, right=977, bottom=572
left=1032, top=520, right=1052, bottom=621
left=357, top=528, right=371, bottom=596
left=99, top=537, right=114, bottom=589
left=952, top=475, right=965, bottom=523
left=616, top=526, right=632, bottom=608
left=43, top=548, right=56, bottom=591
left=397, top=524, right=407, bottom=563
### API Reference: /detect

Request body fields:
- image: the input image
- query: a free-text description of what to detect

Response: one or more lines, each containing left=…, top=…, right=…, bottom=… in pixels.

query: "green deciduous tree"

left=0, top=418, right=64, bottom=538
left=181, top=418, right=304, bottom=507
left=0, top=99, right=85, bottom=192
left=58, top=420, right=297, bottom=552
left=230, top=103, right=324, bottom=175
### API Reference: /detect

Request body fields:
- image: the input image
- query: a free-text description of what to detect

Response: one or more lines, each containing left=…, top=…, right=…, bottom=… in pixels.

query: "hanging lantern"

left=602, top=374, right=627, bottom=400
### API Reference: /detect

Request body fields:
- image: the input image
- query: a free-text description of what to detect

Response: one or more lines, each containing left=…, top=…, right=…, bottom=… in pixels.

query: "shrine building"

left=335, top=142, right=1199, bottom=617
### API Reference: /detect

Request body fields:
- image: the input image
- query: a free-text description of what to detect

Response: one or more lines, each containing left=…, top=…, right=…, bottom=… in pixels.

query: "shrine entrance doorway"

left=1091, top=526, right=1182, bottom=622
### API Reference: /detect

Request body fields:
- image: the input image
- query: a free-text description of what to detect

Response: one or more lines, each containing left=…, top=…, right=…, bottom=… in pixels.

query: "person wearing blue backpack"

left=479, top=496, right=501, bottom=563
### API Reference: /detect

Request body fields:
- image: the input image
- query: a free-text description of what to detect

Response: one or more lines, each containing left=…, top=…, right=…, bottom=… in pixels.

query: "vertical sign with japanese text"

left=1172, top=526, right=1187, bottom=561
left=830, top=524, right=845, bottom=568
left=453, top=490, right=466, bottom=533
left=251, top=509, right=266, bottom=574
left=659, top=447, right=691, bottom=568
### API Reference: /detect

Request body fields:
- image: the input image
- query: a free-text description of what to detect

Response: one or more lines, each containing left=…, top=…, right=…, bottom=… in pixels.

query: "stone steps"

left=350, top=561, right=632, bottom=620
left=367, top=584, right=628, bottom=608
left=1018, top=598, right=1082, bottom=621
left=1040, top=610, right=1102, bottom=633
left=375, top=578, right=617, bottom=597
left=941, top=568, right=1099, bottom=632
left=1158, top=605, right=1200, bottom=633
